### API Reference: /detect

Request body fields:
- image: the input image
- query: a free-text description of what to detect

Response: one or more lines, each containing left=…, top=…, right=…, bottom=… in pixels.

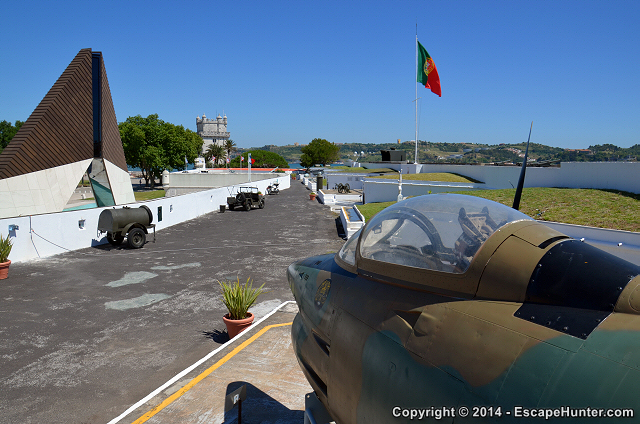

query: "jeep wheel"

left=244, top=201, right=251, bottom=211
left=259, top=200, right=265, bottom=209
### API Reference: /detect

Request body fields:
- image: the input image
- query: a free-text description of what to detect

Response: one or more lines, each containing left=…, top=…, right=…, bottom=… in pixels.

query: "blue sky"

left=1, top=0, right=639, bottom=149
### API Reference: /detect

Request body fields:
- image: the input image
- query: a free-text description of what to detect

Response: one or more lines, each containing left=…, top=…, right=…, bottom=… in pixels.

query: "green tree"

left=205, top=144, right=226, bottom=167
left=300, top=138, right=339, bottom=168
left=0, top=120, right=24, bottom=154
left=228, top=150, right=289, bottom=168
left=119, top=114, right=203, bottom=188
left=224, top=139, right=237, bottom=166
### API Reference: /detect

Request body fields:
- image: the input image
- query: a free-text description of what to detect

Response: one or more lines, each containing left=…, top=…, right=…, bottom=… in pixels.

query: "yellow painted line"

left=131, top=322, right=293, bottom=424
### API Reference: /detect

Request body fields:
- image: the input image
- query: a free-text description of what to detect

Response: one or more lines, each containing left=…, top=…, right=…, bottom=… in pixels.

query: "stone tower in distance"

left=196, top=113, right=230, bottom=153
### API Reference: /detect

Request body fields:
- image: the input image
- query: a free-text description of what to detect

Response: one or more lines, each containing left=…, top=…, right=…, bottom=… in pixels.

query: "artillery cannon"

left=334, top=182, right=351, bottom=193
left=98, top=205, right=156, bottom=249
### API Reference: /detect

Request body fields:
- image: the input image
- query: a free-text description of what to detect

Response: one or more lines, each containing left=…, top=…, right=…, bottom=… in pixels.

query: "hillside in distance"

left=240, top=142, right=639, bottom=165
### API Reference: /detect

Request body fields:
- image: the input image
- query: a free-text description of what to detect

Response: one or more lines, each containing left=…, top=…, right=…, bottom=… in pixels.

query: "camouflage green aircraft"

left=288, top=194, right=640, bottom=423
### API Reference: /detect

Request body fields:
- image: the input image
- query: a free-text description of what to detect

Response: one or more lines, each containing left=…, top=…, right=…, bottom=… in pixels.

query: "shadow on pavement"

left=223, top=381, right=304, bottom=424
left=202, top=329, right=230, bottom=344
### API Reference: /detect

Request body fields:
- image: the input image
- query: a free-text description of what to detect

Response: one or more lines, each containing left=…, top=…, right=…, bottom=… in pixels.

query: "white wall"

left=325, top=173, right=373, bottom=190
left=317, top=189, right=361, bottom=205
left=300, top=177, right=317, bottom=192
left=359, top=162, right=640, bottom=194
left=0, top=175, right=289, bottom=263
left=363, top=180, right=484, bottom=203
left=0, top=159, right=138, bottom=220
left=356, top=162, right=421, bottom=174
left=0, top=159, right=92, bottom=219
left=163, top=171, right=289, bottom=192
left=340, top=206, right=365, bottom=238
left=105, top=160, right=136, bottom=204
left=317, top=190, right=333, bottom=205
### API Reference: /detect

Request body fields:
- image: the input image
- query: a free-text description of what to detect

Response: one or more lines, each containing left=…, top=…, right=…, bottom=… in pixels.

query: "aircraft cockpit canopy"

left=343, top=194, right=532, bottom=274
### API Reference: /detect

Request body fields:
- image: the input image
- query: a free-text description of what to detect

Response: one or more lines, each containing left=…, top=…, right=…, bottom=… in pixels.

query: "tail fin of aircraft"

left=512, top=122, right=533, bottom=210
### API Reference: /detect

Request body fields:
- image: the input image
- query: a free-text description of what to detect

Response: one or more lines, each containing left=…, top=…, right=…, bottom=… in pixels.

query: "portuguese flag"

left=417, top=41, right=441, bottom=97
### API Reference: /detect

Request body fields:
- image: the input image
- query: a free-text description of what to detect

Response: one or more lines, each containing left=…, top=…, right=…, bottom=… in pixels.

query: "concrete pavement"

left=117, top=302, right=310, bottom=424
left=0, top=180, right=343, bottom=424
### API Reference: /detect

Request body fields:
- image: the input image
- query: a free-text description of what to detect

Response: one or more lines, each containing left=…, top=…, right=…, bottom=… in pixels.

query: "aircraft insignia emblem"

left=314, top=279, right=331, bottom=309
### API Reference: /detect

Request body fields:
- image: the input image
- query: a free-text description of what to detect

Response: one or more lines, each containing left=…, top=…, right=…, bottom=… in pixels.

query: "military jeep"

left=227, top=187, right=265, bottom=211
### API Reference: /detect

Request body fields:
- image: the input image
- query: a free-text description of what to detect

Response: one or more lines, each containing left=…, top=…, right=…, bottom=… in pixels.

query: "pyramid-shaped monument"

left=0, top=48, right=134, bottom=218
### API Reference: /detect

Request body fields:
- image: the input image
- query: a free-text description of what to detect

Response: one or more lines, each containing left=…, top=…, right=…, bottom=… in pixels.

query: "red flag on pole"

left=417, top=41, right=441, bottom=97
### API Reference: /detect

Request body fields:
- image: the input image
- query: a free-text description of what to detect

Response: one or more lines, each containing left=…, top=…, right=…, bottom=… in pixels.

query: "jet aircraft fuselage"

left=289, top=194, right=640, bottom=424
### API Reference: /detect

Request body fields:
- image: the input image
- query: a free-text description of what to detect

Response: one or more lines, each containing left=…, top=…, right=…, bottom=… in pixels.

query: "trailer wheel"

left=107, top=233, right=124, bottom=246
left=128, top=228, right=146, bottom=249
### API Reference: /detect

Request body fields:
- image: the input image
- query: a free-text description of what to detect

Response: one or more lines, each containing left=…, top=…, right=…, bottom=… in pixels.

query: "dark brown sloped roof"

left=0, top=48, right=128, bottom=180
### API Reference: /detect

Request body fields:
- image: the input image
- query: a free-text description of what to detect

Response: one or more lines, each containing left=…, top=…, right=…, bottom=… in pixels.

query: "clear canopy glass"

left=358, top=194, right=532, bottom=273
left=338, top=228, right=361, bottom=266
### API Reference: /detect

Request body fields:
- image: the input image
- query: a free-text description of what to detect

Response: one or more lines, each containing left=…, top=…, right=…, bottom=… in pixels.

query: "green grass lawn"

left=357, top=188, right=640, bottom=232
left=134, top=190, right=165, bottom=201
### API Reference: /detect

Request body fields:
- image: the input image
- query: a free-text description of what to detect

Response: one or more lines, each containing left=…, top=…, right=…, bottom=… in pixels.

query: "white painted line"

left=106, top=300, right=297, bottom=424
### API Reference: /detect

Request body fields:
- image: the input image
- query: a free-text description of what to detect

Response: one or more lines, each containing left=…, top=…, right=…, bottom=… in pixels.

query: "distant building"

left=196, top=113, right=230, bottom=153
left=194, top=157, right=205, bottom=169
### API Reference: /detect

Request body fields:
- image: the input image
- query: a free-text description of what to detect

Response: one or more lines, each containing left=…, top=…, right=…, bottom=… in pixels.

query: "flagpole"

left=415, top=30, right=419, bottom=165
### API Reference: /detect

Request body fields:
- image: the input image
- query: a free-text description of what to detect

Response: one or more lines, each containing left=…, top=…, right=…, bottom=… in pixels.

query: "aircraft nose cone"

left=287, top=262, right=299, bottom=301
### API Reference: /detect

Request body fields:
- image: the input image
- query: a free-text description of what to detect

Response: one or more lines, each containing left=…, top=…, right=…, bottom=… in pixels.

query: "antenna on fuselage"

left=512, top=122, right=533, bottom=211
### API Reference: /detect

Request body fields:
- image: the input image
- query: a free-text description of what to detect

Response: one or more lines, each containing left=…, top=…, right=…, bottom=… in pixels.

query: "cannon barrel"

left=98, top=205, right=153, bottom=233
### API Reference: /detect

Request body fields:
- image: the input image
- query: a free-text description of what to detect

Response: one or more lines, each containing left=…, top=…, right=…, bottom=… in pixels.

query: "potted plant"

left=310, top=192, right=317, bottom=201
left=0, top=233, right=13, bottom=280
left=219, top=277, right=264, bottom=338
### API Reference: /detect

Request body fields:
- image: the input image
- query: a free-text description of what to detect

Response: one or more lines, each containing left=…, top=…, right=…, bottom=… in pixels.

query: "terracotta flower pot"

left=310, top=194, right=316, bottom=200
left=222, top=312, right=255, bottom=338
left=0, top=260, right=10, bottom=280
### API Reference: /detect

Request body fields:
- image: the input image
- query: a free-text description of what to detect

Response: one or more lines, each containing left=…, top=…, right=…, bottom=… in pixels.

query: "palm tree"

left=205, top=143, right=226, bottom=168
left=224, top=139, right=237, bottom=168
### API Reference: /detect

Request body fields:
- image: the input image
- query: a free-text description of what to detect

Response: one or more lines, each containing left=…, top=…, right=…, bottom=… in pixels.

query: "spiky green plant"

left=218, top=277, right=264, bottom=320
left=0, top=233, right=12, bottom=263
